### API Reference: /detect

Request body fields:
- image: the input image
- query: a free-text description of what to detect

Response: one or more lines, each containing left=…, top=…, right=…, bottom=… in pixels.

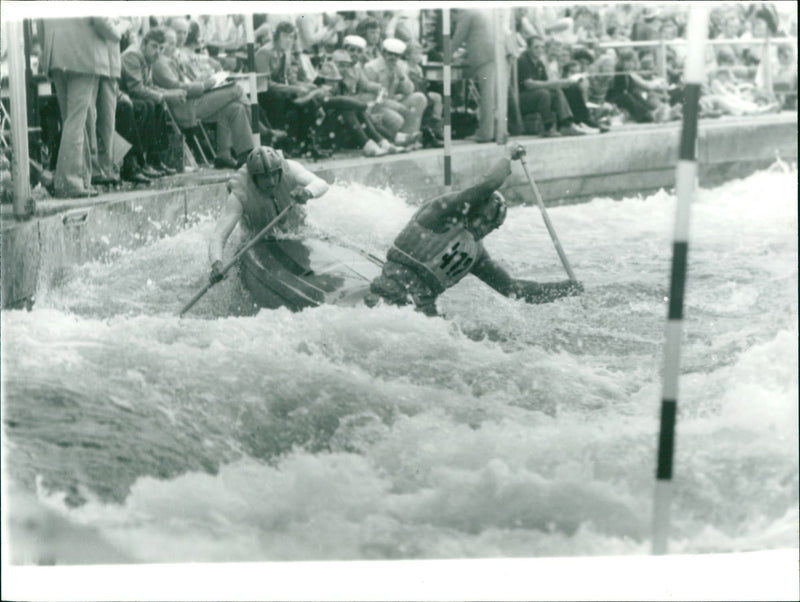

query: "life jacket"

left=227, top=155, right=303, bottom=234
left=387, top=216, right=484, bottom=295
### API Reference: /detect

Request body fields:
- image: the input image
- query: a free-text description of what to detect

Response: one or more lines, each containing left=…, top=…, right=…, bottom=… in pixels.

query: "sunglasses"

left=344, top=46, right=363, bottom=53
left=384, top=51, right=402, bottom=59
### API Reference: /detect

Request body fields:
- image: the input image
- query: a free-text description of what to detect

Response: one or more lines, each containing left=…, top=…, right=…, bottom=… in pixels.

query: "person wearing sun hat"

left=363, top=37, right=427, bottom=148
left=323, top=49, right=399, bottom=156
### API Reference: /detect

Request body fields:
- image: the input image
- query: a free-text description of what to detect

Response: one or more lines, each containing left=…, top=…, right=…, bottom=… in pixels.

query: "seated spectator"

left=714, top=11, right=746, bottom=65
left=255, top=21, right=329, bottom=159
left=364, top=38, right=428, bottom=148
left=606, top=48, right=668, bottom=123
left=516, top=35, right=591, bottom=136
left=115, top=90, right=161, bottom=183
left=356, top=17, right=383, bottom=63
left=702, top=47, right=781, bottom=116
left=313, top=57, right=396, bottom=157
left=152, top=23, right=255, bottom=169
left=637, top=51, right=679, bottom=122
left=772, top=43, right=798, bottom=109
left=120, top=28, right=184, bottom=177
left=403, top=40, right=444, bottom=147
left=339, top=34, right=401, bottom=143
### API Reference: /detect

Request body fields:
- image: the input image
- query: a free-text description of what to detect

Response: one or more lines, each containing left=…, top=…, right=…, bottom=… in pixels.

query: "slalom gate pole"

left=179, top=203, right=295, bottom=317
left=442, top=8, right=452, bottom=193
left=652, top=3, right=709, bottom=556
left=244, top=14, right=262, bottom=148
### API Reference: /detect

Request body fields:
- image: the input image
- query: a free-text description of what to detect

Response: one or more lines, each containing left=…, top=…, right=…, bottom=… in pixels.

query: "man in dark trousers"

left=365, top=144, right=583, bottom=316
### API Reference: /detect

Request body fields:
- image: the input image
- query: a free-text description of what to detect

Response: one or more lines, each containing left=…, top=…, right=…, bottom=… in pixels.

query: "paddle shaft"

left=179, top=202, right=296, bottom=317
left=519, top=157, right=577, bottom=281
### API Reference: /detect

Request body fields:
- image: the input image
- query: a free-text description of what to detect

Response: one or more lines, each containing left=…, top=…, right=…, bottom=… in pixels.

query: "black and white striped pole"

left=652, top=3, right=709, bottom=556
left=244, top=14, right=262, bottom=148
left=442, top=8, right=452, bottom=193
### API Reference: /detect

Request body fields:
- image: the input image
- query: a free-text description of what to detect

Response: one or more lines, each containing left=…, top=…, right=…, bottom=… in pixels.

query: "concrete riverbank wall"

left=1, top=112, right=796, bottom=309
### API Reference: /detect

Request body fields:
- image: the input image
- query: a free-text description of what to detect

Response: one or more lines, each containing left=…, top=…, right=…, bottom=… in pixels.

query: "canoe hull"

left=240, top=237, right=382, bottom=311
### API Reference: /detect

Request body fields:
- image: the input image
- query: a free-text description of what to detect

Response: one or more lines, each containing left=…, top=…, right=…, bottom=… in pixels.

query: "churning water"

left=2, top=168, right=797, bottom=564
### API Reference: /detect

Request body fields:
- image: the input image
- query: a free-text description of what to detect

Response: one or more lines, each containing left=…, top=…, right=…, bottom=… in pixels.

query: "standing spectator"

left=41, top=17, right=120, bottom=197
left=364, top=38, right=428, bottom=148
left=517, top=35, right=589, bottom=136
left=120, top=27, right=186, bottom=176
left=450, top=8, right=497, bottom=143
left=90, top=18, right=123, bottom=186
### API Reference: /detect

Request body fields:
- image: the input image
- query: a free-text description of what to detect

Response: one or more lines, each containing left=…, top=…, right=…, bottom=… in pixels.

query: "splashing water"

left=2, top=169, right=797, bottom=563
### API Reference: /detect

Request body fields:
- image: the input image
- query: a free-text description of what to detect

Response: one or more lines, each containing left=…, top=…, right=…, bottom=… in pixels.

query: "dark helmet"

left=247, top=146, right=283, bottom=180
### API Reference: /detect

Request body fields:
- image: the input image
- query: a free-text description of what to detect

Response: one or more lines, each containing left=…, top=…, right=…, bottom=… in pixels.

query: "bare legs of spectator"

left=50, top=70, right=99, bottom=197
left=368, top=105, right=405, bottom=144
left=398, top=92, right=427, bottom=136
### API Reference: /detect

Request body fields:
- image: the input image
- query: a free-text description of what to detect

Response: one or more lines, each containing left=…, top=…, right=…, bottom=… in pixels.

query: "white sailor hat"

left=343, top=35, right=367, bottom=49
left=382, top=38, right=407, bottom=55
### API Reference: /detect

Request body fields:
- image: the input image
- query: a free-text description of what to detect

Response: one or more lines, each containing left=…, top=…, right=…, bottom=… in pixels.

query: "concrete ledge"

left=1, top=112, right=796, bottom=309
left=2, top=183, right=227, bottom=308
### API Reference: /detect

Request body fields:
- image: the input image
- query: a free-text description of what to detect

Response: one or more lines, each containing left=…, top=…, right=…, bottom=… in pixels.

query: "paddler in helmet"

left=364, top=143, right=584, bottom=316
left=208, top=146, right=329, bottom=283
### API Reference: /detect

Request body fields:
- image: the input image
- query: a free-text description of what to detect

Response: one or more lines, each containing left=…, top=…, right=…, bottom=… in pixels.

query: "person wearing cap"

left=320, top=51, right=399, bottom=156
left=364, top=144, right=583, bottom=316
left=364, top=38, right=428, bottom=148
left=208, top=146, right=329, bottom=284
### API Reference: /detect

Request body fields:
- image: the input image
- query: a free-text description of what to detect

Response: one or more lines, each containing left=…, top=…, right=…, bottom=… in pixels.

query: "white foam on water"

left=2, top=169, right=797, bottom=565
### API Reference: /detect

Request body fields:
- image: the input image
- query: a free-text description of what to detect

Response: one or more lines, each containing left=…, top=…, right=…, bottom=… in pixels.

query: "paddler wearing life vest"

left=208, top=146, right=329, bottom=283
left=364, top=143, right=584, bottom=316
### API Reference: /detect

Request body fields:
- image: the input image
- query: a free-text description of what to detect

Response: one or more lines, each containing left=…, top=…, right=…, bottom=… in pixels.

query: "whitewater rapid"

left=2, top=168, right=797, bottom=564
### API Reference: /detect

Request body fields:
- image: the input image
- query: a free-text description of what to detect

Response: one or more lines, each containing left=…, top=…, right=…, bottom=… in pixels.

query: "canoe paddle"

left=179, top=202, right=296, bottom=318
left=518, top=156, right=577, bottom=282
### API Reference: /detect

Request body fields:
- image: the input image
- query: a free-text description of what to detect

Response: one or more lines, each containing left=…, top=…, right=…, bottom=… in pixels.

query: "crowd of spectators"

left=0, top=4, right=796, bottom=199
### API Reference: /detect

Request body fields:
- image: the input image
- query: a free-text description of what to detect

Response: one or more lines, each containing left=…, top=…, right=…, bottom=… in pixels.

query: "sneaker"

left=379, top=139, right=400, bottom=154
left=575, top=122, right=600, bottom=134
left=154, top=161, right=177, bottom=175
left=541, top=127, right=562, bottom=138
left=394, top=132, right=422, bottom=147
left=363, top=139, right=387, bottom=157
left=558, top=123, right=587, bottom=136
left=141, top=164, right=164, bottom=178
